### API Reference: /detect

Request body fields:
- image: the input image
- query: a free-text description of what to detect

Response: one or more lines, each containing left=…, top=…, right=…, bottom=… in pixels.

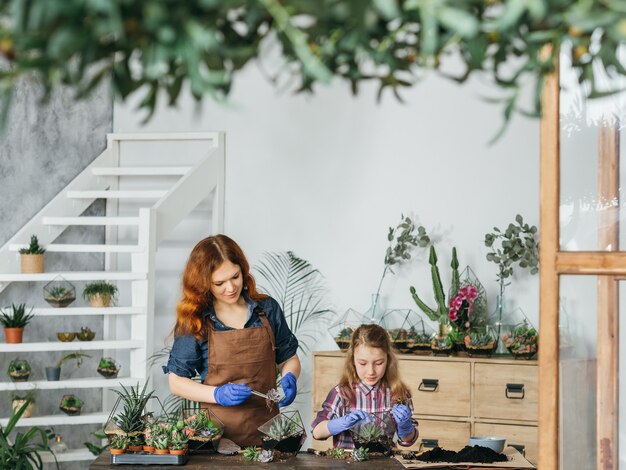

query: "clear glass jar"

left=50, top=435, right=68, bottom=453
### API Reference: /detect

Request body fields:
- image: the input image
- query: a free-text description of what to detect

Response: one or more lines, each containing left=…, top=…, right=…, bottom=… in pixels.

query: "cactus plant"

left=243, top=446, right=260, bottom=461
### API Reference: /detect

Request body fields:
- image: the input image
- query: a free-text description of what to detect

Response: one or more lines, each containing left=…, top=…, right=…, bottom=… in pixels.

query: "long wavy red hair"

left=338, top=324, right=411, bottom=405
left=174, top=235, right=266, bottom=339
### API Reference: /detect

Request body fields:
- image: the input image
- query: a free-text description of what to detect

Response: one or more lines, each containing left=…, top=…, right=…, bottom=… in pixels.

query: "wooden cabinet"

left=312, top=352, right=538, bottom=464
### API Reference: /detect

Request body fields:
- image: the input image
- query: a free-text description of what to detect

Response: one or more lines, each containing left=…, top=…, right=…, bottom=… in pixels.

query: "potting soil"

left=413, top=445, right=508, bottom=463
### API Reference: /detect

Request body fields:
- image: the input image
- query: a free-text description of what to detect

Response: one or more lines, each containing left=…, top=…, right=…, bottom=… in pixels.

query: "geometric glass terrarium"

left=463, top=325, right=498, bottom=357
left=181, top=407, right=224, bottom=453
left=497, top=307, right=537, bottom=359
left=380, top=308, right=421, bottom=354
left=329, top=308, right=367, bottom=351
left=258, top=410, right=306, bottom=456
left=350, top=410, right=396, bottom=455
left=43, top=275, right=76, bottom=308
left=406, top=318, right=436, bottom=355
left=448, top=266, right=489, bottom=334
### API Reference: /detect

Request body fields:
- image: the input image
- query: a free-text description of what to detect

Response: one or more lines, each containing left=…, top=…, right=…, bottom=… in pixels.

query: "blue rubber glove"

left=214, top=383, right=251, bottom=406
left=327, top=410, right=372, bottom=436
left=278, top=372, right=297, bottom=407
left=392, top=404, right=415, bottom=439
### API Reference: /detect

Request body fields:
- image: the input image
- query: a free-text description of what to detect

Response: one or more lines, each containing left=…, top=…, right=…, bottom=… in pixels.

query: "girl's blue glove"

left=214, top=383, right=251, bottom=406
left=392, top=404, right=415, bottom=439
left=327, top=410, right=372, bottom=436
left=278, top=372, right=297, bottom=407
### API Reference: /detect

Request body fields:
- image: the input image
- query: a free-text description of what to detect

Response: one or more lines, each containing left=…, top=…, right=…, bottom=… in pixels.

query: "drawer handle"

left=510, top=444, right=526, bottom=456
left=421, top=438, right=439, bottom=450
left=506, top=383, right=525, bottom=399
left=418, top=378, right=439, bottom=392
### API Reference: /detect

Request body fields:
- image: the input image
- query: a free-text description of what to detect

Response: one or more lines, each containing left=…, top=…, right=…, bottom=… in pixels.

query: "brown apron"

left=203, top=309, right=279, bottom=446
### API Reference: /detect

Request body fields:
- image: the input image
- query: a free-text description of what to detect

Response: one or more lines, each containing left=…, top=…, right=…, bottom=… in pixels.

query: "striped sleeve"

left=311, top=386, right=345, bottom=432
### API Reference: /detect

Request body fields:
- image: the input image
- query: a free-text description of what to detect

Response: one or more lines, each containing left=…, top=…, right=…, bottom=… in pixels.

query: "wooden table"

left=90, top=452, right=404, bottom=469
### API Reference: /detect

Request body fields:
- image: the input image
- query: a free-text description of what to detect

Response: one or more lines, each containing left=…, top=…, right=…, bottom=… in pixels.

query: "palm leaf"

left=254, top=251, right=333, bottom=352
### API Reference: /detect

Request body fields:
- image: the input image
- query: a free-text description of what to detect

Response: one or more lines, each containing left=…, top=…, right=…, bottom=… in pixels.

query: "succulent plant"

left=266, top=416, right=299, bottom=440
left=465, top=331, right=496, bottom=348
left=336, top=327, right=353, bottom=340
left=184, top=409, right=219, bottom=437
left=154, top=434, right=169, bottom=451
left=56, top=350, right=91, bottom=369
left=169, top=430, right=189, bottom=450
left=504, top=321, right=538, bottom=353
left=19, top=235, right=45, bottom=255
left=109, top=434, right=128, bottom=450
left=329, top=448, right=346, bottom=459
left=112, top=382, right=154, bottom=434
left=128, top=434, right=144, bottom=447
left=0, top=304, right=35, bottom=328
left=83, top=281, right=119, bottom=304
left=243, top=446, right=260, bottom=461
left=355, top=423, right=384, bottom=442
left=8, top=358, right=30, bottom=380
left=352, top=447, right=370, bottom=461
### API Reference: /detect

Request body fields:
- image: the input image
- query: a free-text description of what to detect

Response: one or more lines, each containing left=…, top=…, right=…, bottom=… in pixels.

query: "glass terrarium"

left=503, top=318, right=538, bottom=360
left=43, top=276, right=76, bottom=308
left=406, top=318, right=436, bottom=355
left=350, top=410, right=396, bottom=455
left=329, top=308, right=367, bottom=351
left=104, top=392, right=166, bottom=445
left=463, top=325, right=498, bottom=357
left=181, top=407, right=224, bottom=452
left=97, top=357, right=121, bottom=378
left=380, top=308, right=421, bottom=354
left=258, top=410, right=306, bottom=456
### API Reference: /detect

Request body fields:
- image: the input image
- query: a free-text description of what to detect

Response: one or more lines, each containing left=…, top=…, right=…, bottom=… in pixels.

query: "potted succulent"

left=169, top=428, right=189, bottom=455
left=46, top=350, right=91, bottom=381
left=8, top=358, right=31, bottom=382
left=2, top=399, right=54, bottom=468
left=11, top=389, right=37, bottom=419
left=97, top=357, right=121, bottom=378
left=464, top=327, right=498, bottom=358
left=127, top=434, right=144, bottom=452
left=76, top=326, right=96, bottom=341
left=83, top=281, right=118, bottom=307
left=388, top=328, right=410, bottom=353
left=350, top=411, right=395, bottom=456
left=258, top=410, right=306, bottom=456
left=143, top=423, right=158, bottom=453
left=182, top=408, right=224, bottom=452
left=1, top=303, right=35, bottom=344
left=154, top=434, right=170, bottom=455
left=334, top=326, right=354, bottom=351
left=406, top=325, right=433, bottom=355
left=19, top=234, right=46, bottom=274
left=109, top=434, right=128, bottom=455
left=430, top=333, right=453, bottom=356
left=43, top=276, right=76, bottom=308
left=105, top=382, right=154, bottom=448
left=59, top=394, right=83, bottom=416
left=503, top=321, right=538, bottom=360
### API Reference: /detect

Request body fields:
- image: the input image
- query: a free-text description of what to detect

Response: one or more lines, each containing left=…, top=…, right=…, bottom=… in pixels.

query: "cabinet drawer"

left=473, top=363, right=538, bottom=421
left=313, top=356, right=344, bottom=410
left=474, top=422, right=537, bottom=464
left=400, top=360, right=470, bottom=417
left=403, top=419, right=470, bottom=452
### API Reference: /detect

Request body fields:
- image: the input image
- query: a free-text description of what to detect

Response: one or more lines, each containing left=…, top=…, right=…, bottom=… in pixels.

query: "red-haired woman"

left=164, top=235, right=301, bottom=446
left=311, top=324, right=418, bottom=449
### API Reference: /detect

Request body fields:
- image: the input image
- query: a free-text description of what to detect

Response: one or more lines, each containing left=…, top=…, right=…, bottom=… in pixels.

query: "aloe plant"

left=243, top=446, right=260, bottom=461
left=329, top=448, right=345, bottom=459
left=112, top=382, right=154, bottom=434
left=0, top=304, right=35, bottom=328
left=19, top=235, right=45, bottom=255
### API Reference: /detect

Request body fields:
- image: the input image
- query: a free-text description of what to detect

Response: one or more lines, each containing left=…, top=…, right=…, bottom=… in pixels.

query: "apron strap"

left=256, top=308, right=277, bottom=352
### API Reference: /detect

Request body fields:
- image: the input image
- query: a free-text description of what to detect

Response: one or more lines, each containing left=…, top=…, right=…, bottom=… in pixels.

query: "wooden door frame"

left=539, top=53, right=620, bottom=470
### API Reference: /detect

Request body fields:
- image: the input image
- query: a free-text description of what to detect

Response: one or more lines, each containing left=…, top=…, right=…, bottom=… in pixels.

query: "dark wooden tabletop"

left=90, top=451, right=405, bottom=469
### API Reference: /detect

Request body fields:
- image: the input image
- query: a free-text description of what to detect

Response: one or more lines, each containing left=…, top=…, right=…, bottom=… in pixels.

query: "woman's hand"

left=278, top=372, right=297, bottom=407
left=327, top=410, right=372, bottom=436
left=214, top=383, right=251, bottom=406
left=391, top=404, right=415, bottom=439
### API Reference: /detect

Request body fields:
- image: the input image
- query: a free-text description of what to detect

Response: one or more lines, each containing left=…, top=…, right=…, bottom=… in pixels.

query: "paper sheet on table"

left=394, top=446, right=536, bottom=469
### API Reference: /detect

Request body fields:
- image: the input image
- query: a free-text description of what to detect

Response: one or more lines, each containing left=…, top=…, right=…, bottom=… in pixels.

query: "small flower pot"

left=4, top=328, right=24, bottom=344
left=21, top=254, right=44, bottom=274
left=56, top=332, right=76, bottom=342
left=142, top=445, right=155, bottom=453
left=45, top=366, right=61, bottom=381
left=76, top=330, right=96, bottom=341
left=12, top=399, right=34, bottom=418
left=88, top=294, right=111, bottom=308
left=170, top=448, right=186, bottom=456
left=110, top=448, right=126, bottom=455
left=154, top=449, right=169, bottom=455
left=9, top=370, right=30, bottom=382
left=127, top=445, right=143, bottom=452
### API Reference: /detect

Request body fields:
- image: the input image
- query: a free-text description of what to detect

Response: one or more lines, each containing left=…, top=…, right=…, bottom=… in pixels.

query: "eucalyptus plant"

left=0, top=1, right=623, bottom=135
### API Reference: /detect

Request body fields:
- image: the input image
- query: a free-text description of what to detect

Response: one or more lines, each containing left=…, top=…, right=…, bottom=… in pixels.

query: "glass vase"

left=490, top=294, right=507, bottom=354
left=364, top=293, right=383, bottom=324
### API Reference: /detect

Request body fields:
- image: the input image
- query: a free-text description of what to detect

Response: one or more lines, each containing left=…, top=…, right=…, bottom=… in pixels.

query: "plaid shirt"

left=311, top=381, right=417, bottom=449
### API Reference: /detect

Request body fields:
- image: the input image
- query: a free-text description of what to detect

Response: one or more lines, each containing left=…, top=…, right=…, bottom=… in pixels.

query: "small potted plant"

left=169, top=428, right=189, bottom=455
left=334, top=326, right=354, bottom=351
left=59, top=394, right=83, bottom=416
left=8, top=357, right=31, bottom=382
left=258, top=410, right=306, bottom=456
left=143, top=423, right=158, bottom=453
left=19, top=234, right=46, bottom=273
left=76, top=326, right=96, bottom=341
left=464, top=327, right=498, bottom=357
left=430, top=333, right=453, bottom=356
left=1, top=303, right=35, bottom=344
left=11, top=389, right=37, bottom=418
left=182, top=408, right=224, bottom=452
left=350, top=411, right=395, bottom=456
left=127, top=434, right=144, bottom=452
left=109, top=434, right=128, bottom=455
left=46, top=350, right=91, bottom=381
left=154, top=434, right=170, bottom=455
left=503, top=321, right=538, bottom=360
left=97, top=357, right=121, bottom=378
left=83, top=281, right=118, bottom=307
left=56, top=331, right=76, bottom=342
left=43, top=276, right=76, bottom=308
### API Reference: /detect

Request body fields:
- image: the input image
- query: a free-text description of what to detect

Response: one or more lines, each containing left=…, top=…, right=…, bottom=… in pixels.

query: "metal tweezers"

left=251, top=389, right=270, bottom=400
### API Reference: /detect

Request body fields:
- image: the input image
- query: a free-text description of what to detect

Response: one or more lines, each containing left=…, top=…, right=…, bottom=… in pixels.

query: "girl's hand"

left=327, top=410, right=372, bottom=435
left=214, top=383, right=251, bottom=406
left=278, top=372, right=297, bottom=407
left=391, top=404, right=415, bottom=439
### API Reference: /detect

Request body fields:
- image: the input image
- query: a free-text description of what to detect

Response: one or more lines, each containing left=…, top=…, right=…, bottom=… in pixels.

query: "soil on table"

left=407, top=445, right=508, bottom=464
left=354, top=437, right=394, bottom=456
left=261, top=434, right=305, bottom=454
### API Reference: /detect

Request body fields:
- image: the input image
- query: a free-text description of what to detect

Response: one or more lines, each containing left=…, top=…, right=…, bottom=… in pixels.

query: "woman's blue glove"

left=327, top=410, right=372, bottom=436
left=278, top=372, right=297, bottom=407
left=214, top=383, right=251, bottom=406
left=392, top=404, right=415, bottom=439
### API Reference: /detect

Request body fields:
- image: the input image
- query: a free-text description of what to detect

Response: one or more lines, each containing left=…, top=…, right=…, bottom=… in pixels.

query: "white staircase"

left=0, top=133, right=225, bottom=463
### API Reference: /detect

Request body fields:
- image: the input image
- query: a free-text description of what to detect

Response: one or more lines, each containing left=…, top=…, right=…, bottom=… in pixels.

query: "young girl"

left=312, top=324, right=418, bottom=448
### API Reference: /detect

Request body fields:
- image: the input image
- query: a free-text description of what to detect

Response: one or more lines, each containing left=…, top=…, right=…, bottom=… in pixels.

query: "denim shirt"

left=163, top=295, right=299, bottom=380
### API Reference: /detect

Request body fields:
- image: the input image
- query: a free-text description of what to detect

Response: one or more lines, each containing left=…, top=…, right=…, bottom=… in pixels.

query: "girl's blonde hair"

left=338, top=323, right=411, bottom=405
